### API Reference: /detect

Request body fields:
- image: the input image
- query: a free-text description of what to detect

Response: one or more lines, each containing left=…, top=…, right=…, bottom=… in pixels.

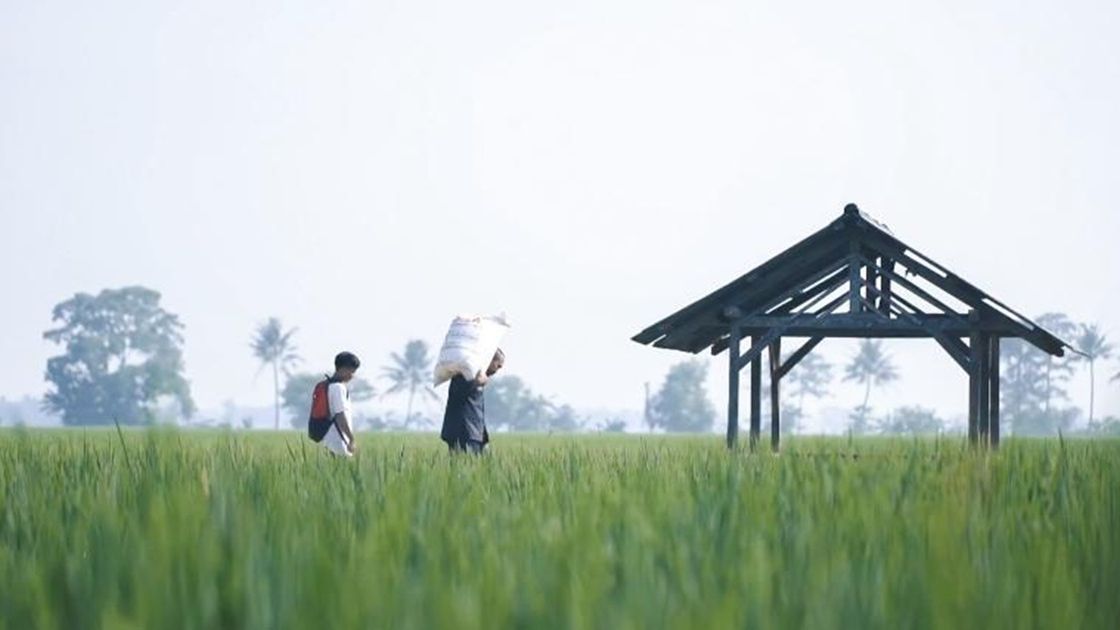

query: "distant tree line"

left=1002, top=314, right=1115, bottom=435
left=35, top=287, right=1120, bottom=435
left=644, top=313, right=1117, bottom=437
left=281, top=338, right=587, bottom=433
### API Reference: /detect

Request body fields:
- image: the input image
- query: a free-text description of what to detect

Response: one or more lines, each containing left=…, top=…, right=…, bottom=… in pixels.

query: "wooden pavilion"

left=632, top=204, right=1070, bottom=450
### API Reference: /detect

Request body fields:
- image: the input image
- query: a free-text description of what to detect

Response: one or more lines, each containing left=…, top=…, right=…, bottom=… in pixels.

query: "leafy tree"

left=0, top=399, right=25, bottom=427
left=1000, top=314, right=1084, bottom=436
left=843, top=340, right=897, bottom=431
left=783, top=353, right=833, bottom=434
left=847, top=405, right=873, bottom=435
left=1085, top=415, right=1120, bottom=437
left=757, top=362, right=801, bottom=434
left=1035, top=313, right=1078, bottom=414
left=1001, top=337, right=1049, bottom=434
left=600, top=418, right=628, bottom=433
left=997, top=315, right=1089, bottom=436
left=43, top=287, right=194, bottom=425
left=548, top=404, right=583, bottom=432
left=282, top=371, right=374, bottom=428
left=250, top=318, right=300, bottom=430
left=1002, top=338, right=1081, bottom=437
left=876, top=406, right=944, bottom=434
left=282, top=373, right=320, bottom=428
left=643, top=382, right=653, bottom=432
left=487, top=375, right=555, bottom=431
left=1073, top=324, right=1113, bottom=426
left=483, top=376, right=584, bottom=432
left=0, top=396, right=51, bottom=427
left=356, top=413, right=393, bottom=432
left=349, top=379, right=376, bottom=404
left=382, top=340, right=439, bottom=428
left=648, top=360, right=715, bottom=433
left=779, top=405, right=805, bottom=435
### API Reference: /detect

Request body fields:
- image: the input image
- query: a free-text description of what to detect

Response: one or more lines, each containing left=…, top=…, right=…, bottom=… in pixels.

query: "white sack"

left=433, top=313, right=511, bottom=386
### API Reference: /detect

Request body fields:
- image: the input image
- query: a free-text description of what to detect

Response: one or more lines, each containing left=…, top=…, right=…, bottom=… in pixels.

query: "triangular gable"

left=632, top=204, right=1069, bottom=357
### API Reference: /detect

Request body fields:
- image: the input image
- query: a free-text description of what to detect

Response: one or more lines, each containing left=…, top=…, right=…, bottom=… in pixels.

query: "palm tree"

left=1073, top=324, right=1114, bottom=425
left=844, top=340, right=898, bottom=429
left=382, top=340, right=440, bottom=428
left=250, top=318, right=300, bottom=430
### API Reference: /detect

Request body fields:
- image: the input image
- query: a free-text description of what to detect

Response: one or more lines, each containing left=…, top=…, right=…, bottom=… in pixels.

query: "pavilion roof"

left=632, top=204, right=1069, bottom=357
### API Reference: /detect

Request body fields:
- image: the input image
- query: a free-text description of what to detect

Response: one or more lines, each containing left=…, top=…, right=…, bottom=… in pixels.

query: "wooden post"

left=769, top=339, right=781, bottom=452
left=750, top=334, right=762, bottom=451
left=848, top=241, right=862, bottom=314
left=977, top=332, right=991, bottom=442
left=989, top=335, right=1001, bottom=448
left=866, top=256, right=878, bottom=308
left=968, top=321, right=981, bottom=445
left=879, top=258, right=894, bottom=314
left=727, top=326, right=741, bottom=450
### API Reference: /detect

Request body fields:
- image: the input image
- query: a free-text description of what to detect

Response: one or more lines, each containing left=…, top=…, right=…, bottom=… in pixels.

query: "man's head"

left=486, top=348, right=505, bottom=376
left=333, top=351, right=361, bottom=382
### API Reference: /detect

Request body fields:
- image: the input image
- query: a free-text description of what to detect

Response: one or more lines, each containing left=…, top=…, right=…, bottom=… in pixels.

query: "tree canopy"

left=875, top=406, right=945, bottom=435
left=1001, top=313, right=1093, bottom=435
left=486, top=375, right=556, bottom=431
left=648, top=360, right=715, bottom=433
left=43, top=287, right=194, bottom=425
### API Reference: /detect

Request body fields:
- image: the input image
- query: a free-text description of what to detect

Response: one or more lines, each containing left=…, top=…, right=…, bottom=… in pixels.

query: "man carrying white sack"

left=440, top=348, right=504, bottom=454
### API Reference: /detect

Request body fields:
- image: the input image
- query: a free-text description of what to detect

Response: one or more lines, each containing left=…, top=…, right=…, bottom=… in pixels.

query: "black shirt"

left=440, top=374, right=488, bottom=444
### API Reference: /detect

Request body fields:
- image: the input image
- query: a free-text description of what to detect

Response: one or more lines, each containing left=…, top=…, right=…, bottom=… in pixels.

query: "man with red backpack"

left=308, top=351, right=361, bottom=457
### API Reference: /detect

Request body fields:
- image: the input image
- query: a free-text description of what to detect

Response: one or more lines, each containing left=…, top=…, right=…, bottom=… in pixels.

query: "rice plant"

left=1, top=429, right=1116, bottom=629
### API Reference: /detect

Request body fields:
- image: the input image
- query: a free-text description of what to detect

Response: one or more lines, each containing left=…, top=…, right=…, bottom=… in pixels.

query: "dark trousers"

left=448, top=439, right=487, bottom=455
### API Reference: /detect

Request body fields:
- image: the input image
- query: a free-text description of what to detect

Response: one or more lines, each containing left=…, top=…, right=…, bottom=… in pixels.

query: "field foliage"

left=1, top=430, right=1117, bottom=629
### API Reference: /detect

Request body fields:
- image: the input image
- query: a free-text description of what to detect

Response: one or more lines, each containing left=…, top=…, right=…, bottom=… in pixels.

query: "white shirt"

left=328, top=381, right=351, bottom=420
left=322, top=381, right=353, bottom=456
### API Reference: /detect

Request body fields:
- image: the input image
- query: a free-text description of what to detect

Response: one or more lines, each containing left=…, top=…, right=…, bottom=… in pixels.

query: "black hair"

left=334, top=351, right=361, bottom=370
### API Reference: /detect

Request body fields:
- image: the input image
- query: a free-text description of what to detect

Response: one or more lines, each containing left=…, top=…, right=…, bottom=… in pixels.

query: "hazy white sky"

left=2, top=0, right=1118, bottom=426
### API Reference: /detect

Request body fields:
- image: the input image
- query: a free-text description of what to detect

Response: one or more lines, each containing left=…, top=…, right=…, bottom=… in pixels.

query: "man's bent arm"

left=333, top=412, right=355, bottom=445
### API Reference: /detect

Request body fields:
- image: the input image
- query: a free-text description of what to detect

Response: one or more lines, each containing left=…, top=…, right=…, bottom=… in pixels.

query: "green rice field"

left=1, top=429, right=1117, bottom=629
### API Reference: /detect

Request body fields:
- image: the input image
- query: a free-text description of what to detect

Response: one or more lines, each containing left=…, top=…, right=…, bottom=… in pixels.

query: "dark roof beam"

left=858, top=231, right=1064, bottom=355
left=630, top=225, right=847, bottom=345
left=766, top=265, right=850, bottom=315
left=858, top=290, right=971, bottom=372
left=707, top=271, right=852, bottom=356
left=857, top=253, right=969, bottom=327
left=666, top=250, right=850, bottom=353
left=775, top=336, right=825, bottom=379
left=733, top=292, right=848, bottom=372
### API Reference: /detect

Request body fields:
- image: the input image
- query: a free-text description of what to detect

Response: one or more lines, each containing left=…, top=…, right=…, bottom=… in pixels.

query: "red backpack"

left=307, top=376, right=336, bottom=442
